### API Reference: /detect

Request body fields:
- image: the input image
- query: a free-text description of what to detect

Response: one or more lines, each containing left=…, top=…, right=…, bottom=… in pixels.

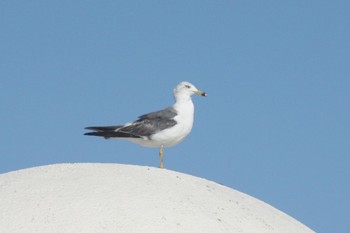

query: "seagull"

left=84, top=81, right=207, bottom=168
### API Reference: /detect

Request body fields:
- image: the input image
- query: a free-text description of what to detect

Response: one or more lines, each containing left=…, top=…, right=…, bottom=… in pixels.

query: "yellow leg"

left=159, top=145, right=164, bottom=169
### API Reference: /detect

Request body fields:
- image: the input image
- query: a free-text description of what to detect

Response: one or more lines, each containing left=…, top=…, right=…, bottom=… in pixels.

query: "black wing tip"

left=84, top=132, right=96, bottom=136
left=84, top=131, right=111, bottom=139
left=84, top=131, right=103, bottom=136
left=84, top=128, right=142, bottom=139
left=85, top=126, right=101, bottom=131
left=84, top=125, right=123, bottom=132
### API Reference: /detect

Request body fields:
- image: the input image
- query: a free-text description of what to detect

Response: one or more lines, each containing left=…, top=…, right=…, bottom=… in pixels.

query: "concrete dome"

left=0, top=164, right=314, bottom=233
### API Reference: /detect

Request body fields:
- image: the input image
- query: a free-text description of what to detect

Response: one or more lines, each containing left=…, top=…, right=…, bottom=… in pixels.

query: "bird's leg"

left=159, top=145, right=164, bottom=169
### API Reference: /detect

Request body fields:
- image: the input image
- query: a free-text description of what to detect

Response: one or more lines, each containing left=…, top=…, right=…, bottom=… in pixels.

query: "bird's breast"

left=150, top=100, right=195, bottom=147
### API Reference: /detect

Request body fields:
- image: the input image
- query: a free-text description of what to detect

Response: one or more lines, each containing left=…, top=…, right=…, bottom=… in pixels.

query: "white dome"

left=0, top=164, right=314, bottom=233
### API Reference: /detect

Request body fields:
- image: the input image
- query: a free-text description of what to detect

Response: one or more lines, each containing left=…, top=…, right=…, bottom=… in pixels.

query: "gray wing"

left=84, top=107, right=177, bottom=139
left=132, top=107, right=178, bottom=136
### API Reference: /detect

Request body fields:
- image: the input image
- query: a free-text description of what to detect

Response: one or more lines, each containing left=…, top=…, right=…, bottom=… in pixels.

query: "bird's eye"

left=185, top=85, right=191, bottom=88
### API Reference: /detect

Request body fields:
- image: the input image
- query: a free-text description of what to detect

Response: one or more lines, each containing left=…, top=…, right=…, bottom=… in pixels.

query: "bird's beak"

left=195, top=90, right=207, bottom=97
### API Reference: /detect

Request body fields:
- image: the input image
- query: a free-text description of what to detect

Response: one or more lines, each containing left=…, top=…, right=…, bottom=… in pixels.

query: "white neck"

left=174, top=92, right=192, bottom=102
left=173, top=94, right=194, bottom=111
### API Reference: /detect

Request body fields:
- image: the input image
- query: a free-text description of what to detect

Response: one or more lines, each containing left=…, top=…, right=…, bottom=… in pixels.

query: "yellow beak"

left=195, top=90, right=207, bottom=97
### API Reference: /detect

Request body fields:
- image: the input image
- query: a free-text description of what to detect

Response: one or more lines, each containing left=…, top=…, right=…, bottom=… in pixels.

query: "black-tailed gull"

left=84, top=81, right=207, bottom=168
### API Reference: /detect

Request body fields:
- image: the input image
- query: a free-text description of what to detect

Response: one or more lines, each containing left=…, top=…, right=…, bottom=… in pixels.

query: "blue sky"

left=1, top=1, right=349, bottom=232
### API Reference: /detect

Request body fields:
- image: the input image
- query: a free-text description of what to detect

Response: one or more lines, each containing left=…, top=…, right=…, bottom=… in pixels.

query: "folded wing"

left=84, top=107, right=178, bottom=139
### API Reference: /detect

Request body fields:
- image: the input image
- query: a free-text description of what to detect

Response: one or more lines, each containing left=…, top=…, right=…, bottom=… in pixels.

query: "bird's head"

left=173, top=81, right=207, bottom=100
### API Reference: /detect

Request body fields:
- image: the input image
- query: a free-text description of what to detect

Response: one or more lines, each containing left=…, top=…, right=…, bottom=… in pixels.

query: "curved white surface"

left=0, top=164, right=314, bottom=233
